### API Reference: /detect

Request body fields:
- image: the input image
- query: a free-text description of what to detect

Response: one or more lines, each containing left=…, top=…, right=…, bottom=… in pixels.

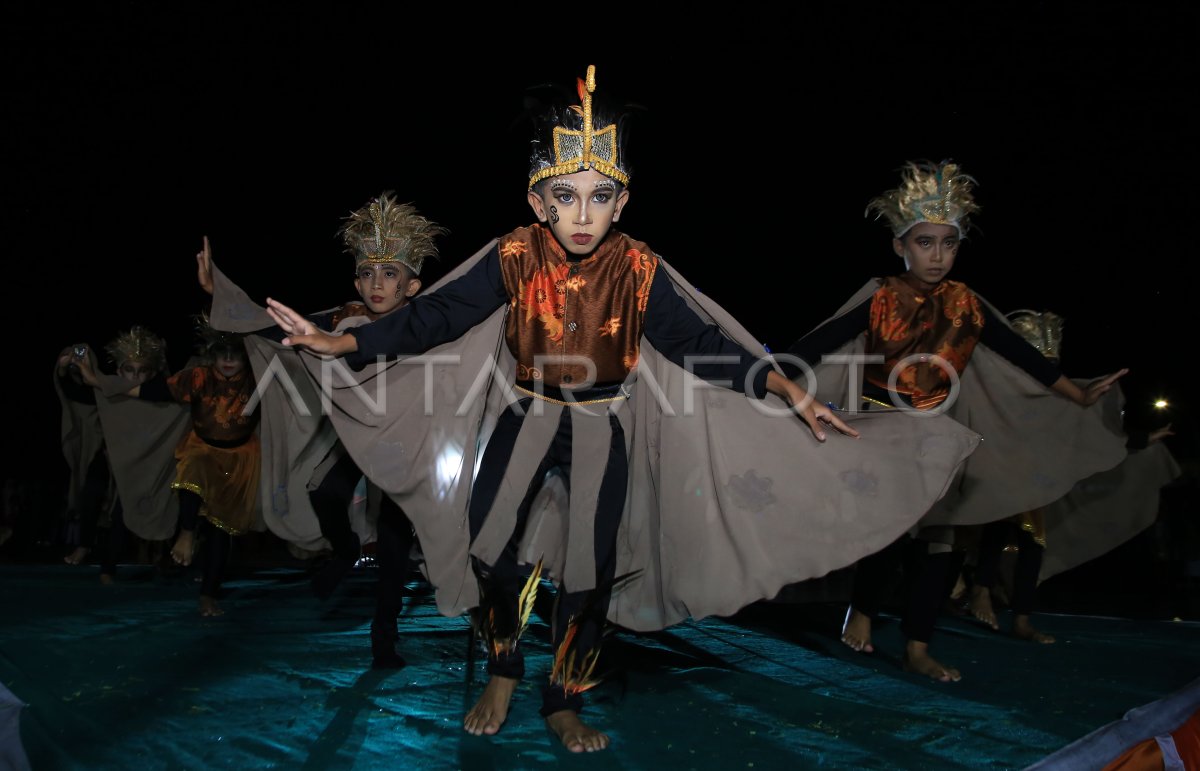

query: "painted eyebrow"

left=551, top=181, right=578, bottom=191
left=590, top=181, right=616, bottom=191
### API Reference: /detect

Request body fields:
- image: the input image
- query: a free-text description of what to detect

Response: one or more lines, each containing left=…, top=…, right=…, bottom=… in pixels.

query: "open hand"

left=266, top=298, right=348, bottom=355
left=788, top=383, right=860, bottom=442
left=1081, top=368, right=1129, bottom=406
left=197, top=236, right=214, bottom=294
left=1148, top=423, right=1175, bottom=444
left=73, top=352, right=100, bottom=387
left=56, top=351, right=74, bottom=376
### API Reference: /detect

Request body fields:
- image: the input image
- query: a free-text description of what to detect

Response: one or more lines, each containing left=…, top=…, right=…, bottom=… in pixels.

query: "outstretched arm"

left=1147, top=423, right=1175, bottom=443
left=71, top=351, right=140, bottom=398
left=1051, top=369, right=1129, bottom=407
left=979, top=306, right=1127, bottom=407
left=645, top=271, right=857, bottom=442
left=781, top=298, right=872, bottom=380
left=265, top=300, right=354, bottom=355
left=1127, top=423, right=1174, bottom=450
left=267, top=246, right=509, bottom=366
left=765, top=370, right=859, bottom=442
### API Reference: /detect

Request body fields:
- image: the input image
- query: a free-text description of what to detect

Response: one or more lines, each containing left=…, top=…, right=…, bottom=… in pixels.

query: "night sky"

left=7, top=5, right=1197, bottom=478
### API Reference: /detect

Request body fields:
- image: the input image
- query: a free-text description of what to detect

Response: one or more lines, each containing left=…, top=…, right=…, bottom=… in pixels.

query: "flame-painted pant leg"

left=541, top=411, right=627, bottom=717
left=468, top=400, right=557, bottom=681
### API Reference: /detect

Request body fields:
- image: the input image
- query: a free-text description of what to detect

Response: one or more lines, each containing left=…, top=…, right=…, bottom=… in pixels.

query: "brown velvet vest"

left=865, top=275, right=985, bottom=409
left=497, top=224, right=658, bottom=388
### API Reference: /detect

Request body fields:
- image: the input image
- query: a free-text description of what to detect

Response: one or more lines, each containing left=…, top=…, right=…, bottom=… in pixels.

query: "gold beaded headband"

left=528, top=65, right=630, bottom=189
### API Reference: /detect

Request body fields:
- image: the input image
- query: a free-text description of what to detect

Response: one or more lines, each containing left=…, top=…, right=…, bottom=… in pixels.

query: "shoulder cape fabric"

left=207, top=276, right=375, bottom=551
left=804, top=279, right=1128, bottom=528
left=92, top=370, right=191, bottom=541
left=215, top=245, right=980, bottom=631
left=57, top=349, right=190, bottom=539
left=1040, top=441, right=1181, bottom=581
left=54, top=349, right=107, bottom=516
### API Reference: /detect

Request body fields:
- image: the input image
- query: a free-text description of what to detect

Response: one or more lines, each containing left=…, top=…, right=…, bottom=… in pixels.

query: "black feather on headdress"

left=193, top=311, right=246, bottom=360
left=522, top=66, right=643, bottom=189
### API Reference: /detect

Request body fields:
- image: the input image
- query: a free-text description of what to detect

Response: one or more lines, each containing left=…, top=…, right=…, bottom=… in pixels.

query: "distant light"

left=1154, top=399, right=1169, bottom=409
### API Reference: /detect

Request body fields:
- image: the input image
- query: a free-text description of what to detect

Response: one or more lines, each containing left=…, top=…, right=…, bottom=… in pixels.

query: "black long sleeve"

left=342, top=247, right=770, bottom=395
left=344, top=246, right=509, bottom=370
left=781, top=298, right=872, bottom=380
left=978, top=304, right=1062, bottom=388
left=644, top=269, right=771, bottom=399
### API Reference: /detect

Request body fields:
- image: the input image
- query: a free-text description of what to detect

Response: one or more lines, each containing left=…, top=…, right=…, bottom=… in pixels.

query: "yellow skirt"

left=171, top=431, right=260, bottom=535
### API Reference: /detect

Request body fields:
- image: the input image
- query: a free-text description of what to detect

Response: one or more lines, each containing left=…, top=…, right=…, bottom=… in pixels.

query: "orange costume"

left=144, top=364, right=260, bottom=534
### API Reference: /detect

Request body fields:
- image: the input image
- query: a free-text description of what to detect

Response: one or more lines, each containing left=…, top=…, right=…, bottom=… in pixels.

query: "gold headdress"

left=339, top=193, right=447, bottom=276
left=867, top=161, right=980, bottom=237
left=104, top=325, right=167, bottom=372
left=194, top=311, right=245, bottom=358
left=528, top=65, right=630, bottom=189
left=1007, top=309, right=1065, bottom=361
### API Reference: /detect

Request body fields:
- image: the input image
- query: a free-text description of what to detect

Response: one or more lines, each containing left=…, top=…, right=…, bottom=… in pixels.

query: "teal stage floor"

left=2, top=564, right=1196, bottom=770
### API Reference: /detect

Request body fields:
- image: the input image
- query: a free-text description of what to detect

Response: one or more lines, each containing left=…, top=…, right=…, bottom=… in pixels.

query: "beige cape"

left=804, top=280, right=1128, bottom=529
left=1040, top=442, right=1181, bottom=580
left=212, top=247, right=981, bottom=631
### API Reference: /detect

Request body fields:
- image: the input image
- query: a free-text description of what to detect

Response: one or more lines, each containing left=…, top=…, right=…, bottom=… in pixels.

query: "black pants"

left=179, top=490, right=231, bottom=597
left=974, top=521, right=1043, bottom=616
left=310, top=452, right=365, bottom=563
left=75, top=454, right=127, bottom=575
left=310, top=450, right=416, bottom=632
left=75, top=453, right=111, bottom=549
left=97, top=499, right=126, bottom=576
left=468, top=398, right=627, bottom=716
left=852, top=535, right=962, bottom=644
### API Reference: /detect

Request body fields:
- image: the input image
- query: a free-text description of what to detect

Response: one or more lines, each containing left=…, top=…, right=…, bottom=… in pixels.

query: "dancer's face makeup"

left=527, top=169, right=630, bottom=257
left=118, top=360, right=158, bottom=385
left=354, top=262, right=421, bottom=317
left=894, top=222, right=960, bottom=285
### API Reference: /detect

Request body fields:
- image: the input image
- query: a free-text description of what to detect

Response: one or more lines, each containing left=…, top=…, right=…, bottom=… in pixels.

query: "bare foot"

left=903, top=640, right=961, bottom=682
left=463, top=676, right=518, bottom=736
left=840, top=607, right=874, bottom=653
left=545, top=709, right=610, bottom=753
left=949, top=572, right=967, bottom=601
left=171, top=530, right=195, bottom=567
left=199, top=595, right=224, bottom=617
left=99, top=573, right=114, bottom=586
left=64, top=546, right=90, bottom=565
left=1014, top=614, right=1055, bottom=644
left=968, top=585, right=999, bottom=630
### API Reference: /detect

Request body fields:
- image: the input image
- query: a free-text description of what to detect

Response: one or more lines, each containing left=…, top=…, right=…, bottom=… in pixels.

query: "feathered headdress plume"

left=867, top=160, right=980, bottom=237
left=104, top=325, right=167, bottom=372
left=339, top=193, right=447, bottom=276
left=1007, top=309, right=1065, bottom=361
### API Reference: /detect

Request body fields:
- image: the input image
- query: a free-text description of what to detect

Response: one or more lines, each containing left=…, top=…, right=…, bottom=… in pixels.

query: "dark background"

left=5, top=5, right=1197, bottom=478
